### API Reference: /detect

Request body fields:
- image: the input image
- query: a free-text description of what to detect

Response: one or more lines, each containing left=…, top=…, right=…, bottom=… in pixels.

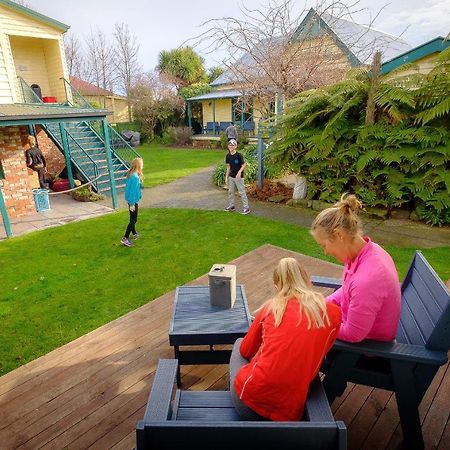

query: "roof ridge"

left=320, top=10, right=409, bottom=43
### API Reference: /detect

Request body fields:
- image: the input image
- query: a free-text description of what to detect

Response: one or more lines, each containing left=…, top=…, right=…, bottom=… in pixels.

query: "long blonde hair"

left=127, top=157, right=144, bottom=183
left=265, top=257, right=330, bottom=329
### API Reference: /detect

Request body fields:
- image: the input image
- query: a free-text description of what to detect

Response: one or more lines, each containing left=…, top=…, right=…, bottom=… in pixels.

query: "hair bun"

left=338, top=193, right=362, bottom=213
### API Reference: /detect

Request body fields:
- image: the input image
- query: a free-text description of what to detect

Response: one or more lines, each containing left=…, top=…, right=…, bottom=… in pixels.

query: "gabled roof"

left=211, top=8, right=411, bottom=87
left=295, top=9, right=411, bottom=66
left=0, top=0, right=69, bottom=32
left=70, top=76, right=113, bottom=96
left=381, top=36, right=450, bottom=74
left=70, top=76, right=127, bottom=99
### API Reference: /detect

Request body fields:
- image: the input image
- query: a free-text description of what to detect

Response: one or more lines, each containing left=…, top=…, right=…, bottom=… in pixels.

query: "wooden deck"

left=0, top=244, right=448, bottom=450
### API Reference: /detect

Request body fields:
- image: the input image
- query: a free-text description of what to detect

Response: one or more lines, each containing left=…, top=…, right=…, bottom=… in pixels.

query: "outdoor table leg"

left=174, top=345, right=181, bottom=386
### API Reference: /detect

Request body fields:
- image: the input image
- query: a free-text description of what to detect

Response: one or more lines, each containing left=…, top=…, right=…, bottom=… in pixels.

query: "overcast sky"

left=24, top=0, right=449, bottom=72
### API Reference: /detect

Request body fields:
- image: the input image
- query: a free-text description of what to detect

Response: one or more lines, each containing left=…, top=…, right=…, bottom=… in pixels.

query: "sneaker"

left=241, top=208, right=250, bottom=215
left=132, top=233, right=140, bottom=240
left=224, top=206, right=235, bottom=212
left=121, top=237, right=133, bottom=247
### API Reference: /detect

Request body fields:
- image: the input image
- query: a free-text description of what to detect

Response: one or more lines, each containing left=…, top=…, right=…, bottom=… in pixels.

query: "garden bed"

left=247, top=180, right=293, bottom=204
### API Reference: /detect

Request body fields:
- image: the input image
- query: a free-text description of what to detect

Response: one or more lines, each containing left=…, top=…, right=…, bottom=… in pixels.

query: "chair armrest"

left=333, top=339, right=448, bottom=365
left=304, top=376, right=334, bottom=422
left=311, top=276, right=342, bottom=289
left=142, top=359, right=178, bottom=421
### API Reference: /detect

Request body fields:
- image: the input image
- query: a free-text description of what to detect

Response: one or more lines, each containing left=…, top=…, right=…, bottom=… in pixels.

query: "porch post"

left=257, top=129, right=264, bottom=190
left=0, top=184, right=12, bottom=237
left=59, top=122, right=75, bottom=189
left=212, top=100, right=216, bottom=134
left=277, top=92, right=283, bottom=114
left=232, top=99, right=235, bottom=123
left=101, top=119, right=118, bottom=210
left=241, top=96, right=245, bottom=129
left=187, top=101, right=192, bottom=129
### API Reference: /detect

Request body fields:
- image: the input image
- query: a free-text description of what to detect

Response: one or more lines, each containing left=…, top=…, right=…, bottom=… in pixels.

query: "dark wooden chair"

left=204, top=122, right=219, bottom=134
left=219, top=121, right=232, bottom=132
left=312, top=251, right=450, bottom=450
left=242, top=121, right=255, bottom=132
left=136, top=359, right=347, bottom=450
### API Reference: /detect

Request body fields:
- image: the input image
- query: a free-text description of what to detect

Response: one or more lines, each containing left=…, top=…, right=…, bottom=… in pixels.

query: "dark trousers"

left=34, top=167, right=46, bottom=189
left=124, top=203, right=138, bottom=238
left=229, top=338, right=267, bottom=421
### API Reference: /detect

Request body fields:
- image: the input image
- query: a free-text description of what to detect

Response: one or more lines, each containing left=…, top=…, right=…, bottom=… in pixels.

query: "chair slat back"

left=398, top=252, right=450, bottom=352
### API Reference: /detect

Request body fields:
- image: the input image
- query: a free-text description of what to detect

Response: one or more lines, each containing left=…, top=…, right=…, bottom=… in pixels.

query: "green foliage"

left=89, top=100, right=101, bottom=109
left=212, top=143, right=274, bottom=186
left=219, top=131, right=250, bottom=150
left=212, top=161, right=227, bottom=186
left=179, top=82, right=212, bottom=100
left=157, top=46, right=208, bottom=89
left=208, top=66, right=225, bottom=83
left=166, top=126, right=193, bottom=146
left=269, top=51, right=450, bottom=225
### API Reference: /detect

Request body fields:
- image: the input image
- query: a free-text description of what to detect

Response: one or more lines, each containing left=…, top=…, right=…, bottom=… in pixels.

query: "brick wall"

left=34, top=125, right=66, bottom=176
left=0, top=125, right=67, bottom=218
left=0, top=126, right=35, bottom=218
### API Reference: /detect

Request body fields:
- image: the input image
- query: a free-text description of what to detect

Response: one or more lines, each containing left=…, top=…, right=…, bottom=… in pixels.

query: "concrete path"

left=0, top=193, right=113, bottom=240
left=3, top=166, right=449, bottom=248
left=103, top=166, right=450, bottom=249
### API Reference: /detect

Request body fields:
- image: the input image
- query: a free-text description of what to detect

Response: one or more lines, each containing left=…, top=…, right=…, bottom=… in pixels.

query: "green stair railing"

left=44, top=123, right=100, bottom=192
left=79, top=120, right=140, bottom=166
left=65, top=131, right=100, bottom=192
left=17, top=77, right=43, bottom=104
left=108, top=125, right=141, bottom=163
left=61, top=77, right=92, bottom=109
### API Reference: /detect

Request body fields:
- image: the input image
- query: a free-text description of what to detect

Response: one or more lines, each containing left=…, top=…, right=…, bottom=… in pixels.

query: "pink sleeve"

left=337, top=278, right=383, bottom=342
left=327, top=286, right=343, bottom=306
left=240, top=309, right=265, bottom=359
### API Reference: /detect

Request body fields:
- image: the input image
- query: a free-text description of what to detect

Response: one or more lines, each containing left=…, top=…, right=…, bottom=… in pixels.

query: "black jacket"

left=26, top=146, right=46, bottom=169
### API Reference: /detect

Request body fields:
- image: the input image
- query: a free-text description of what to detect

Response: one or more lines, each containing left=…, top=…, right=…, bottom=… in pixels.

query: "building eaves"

left=0, top=0, right=69, bottom=32
left=186, top=89, right=243, bottom=101
left=0, top=104, right=110, bottom=125
left=381, top=36, right=449, bottom=74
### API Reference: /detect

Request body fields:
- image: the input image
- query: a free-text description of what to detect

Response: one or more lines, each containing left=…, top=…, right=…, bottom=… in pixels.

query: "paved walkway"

left=0, top=193, right=113, bottom=240
left=3, top=166, right=449, bottom=248
left=102, top=166, right=450, bottom=249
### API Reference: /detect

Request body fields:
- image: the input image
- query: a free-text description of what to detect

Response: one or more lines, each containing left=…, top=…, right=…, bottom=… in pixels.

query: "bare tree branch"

left=113, top=23, right=142, bottom=121
left=185, top=0, right=405, bottom=117
left=85, top=28, right=116, bottom=107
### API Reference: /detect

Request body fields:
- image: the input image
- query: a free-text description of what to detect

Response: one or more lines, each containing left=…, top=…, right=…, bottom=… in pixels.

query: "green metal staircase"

left=43, top=121, right=140, bottom=195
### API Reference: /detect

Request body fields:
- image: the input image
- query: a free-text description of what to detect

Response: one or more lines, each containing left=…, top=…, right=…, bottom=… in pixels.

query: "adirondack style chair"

left=242, top=121, right=255, bottom=132
left=219, top=121, right=233, bottom=132
left=204, top=122, right=219, bottom=134
left=136, top=359, right=347, bottom=450
left=312, top=251, right=450, bottom=450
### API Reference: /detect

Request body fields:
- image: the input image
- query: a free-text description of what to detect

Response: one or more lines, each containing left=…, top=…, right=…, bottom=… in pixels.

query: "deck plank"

left=0, top=244, right=448, bottom=450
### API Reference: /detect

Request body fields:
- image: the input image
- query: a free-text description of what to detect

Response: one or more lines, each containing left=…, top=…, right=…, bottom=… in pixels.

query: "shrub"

left=166, top=126, right=193, bottom=146
left=219, top=130, right=250, bottom=150
left=212, top=143, right=276, bottom=187
left=269, top=52, right=450, bottom=226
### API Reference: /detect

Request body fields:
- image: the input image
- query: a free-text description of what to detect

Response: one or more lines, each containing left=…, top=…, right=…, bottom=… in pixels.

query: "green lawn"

left=135, top=144, right=224, bottom=187
left=0, top=208, right=448, bottom=376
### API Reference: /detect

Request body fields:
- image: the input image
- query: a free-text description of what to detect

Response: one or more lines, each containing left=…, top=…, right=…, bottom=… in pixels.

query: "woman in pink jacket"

left=310, top=194, right=401, bottom=343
